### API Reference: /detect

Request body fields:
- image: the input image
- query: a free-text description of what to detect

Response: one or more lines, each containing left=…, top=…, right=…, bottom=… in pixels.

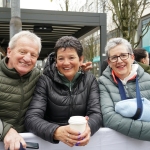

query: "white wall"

left=0, top=128, right=150, bottom=150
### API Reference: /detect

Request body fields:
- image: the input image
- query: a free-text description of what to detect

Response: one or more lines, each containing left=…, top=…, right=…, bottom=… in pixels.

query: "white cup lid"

left=68, top=116, right=87, bottom=124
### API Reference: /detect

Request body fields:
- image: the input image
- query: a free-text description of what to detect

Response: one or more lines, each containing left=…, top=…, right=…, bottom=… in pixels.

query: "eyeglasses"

left=108, top=53, right=131, bottom=63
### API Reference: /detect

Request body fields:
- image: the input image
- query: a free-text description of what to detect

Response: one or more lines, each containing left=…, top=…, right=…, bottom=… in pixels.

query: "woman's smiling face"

left=108, top=44, right=134, bottom=80
left=56, top=47, right=83, bottom=81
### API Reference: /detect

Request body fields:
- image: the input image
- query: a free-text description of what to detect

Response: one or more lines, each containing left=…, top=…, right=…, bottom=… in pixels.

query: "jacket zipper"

left=69, top=81, right=73, bottom=117
left=16, top=78, right=24, bottom=124
left=57, top=74, right=83, bottom=118
left=69, top=75, right=83, bottom=117
left=125, top=84, right=134, bottom=98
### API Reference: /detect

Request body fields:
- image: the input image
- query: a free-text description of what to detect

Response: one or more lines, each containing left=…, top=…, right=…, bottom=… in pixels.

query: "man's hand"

left=81, top=62, right=92, bottom=72
left=4, top=128, right=26, bottom=150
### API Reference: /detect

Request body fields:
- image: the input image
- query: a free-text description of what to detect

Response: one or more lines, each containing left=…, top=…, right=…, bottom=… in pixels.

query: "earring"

left=79, top=66, right=82, bottom=71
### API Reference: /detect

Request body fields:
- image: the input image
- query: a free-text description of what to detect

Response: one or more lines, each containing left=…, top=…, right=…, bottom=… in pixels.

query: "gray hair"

left=105, top=37, right=133, bottom=57
left=8, top=30, right=42, bottom=53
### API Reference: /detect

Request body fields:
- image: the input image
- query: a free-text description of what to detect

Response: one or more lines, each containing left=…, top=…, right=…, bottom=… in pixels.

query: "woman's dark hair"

left=54, top=36, right=83, bottom=57
left=133, top=48, right=148, bottom=62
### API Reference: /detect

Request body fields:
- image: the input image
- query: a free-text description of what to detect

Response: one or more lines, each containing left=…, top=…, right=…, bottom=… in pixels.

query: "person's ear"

left=79, top=56, right=84, bottom=66
left=55, top=57, right=57, bottom=67
left=131, top=54, right=135, bottom=64
left=7, top=47, right=11, bottom=58
left=140, top=58, right=145, bottom=64
left=36, top=54, right=39, bottom=60
left=55, top=60, right=58, bottom=67
left=107, top=59, right=112, bottom=68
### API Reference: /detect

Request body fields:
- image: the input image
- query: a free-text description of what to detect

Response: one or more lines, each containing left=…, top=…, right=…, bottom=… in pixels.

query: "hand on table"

left=4, top=128, right=26, bottom=150
left=76, top=123, right=91, bottom=146
left=54, top=116, right=91, bottom=147
left=54, top=125, right=80, bottom=147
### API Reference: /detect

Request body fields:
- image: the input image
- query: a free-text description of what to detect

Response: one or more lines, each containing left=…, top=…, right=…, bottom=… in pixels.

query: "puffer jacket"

left=0, top=57, right=41, bottom=140
left=25, top=52, right=102, bottom=143
left=98, top=65, right=150, bottom=141
left=138, top=61, right=150, bottom=74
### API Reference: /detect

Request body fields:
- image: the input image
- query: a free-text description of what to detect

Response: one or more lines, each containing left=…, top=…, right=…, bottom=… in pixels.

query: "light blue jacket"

left=98, top=65, right=150, bottom=141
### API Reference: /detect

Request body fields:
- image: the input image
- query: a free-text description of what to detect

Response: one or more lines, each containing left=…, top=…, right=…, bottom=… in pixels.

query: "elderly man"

left=0, top=31, right=41, bottom=150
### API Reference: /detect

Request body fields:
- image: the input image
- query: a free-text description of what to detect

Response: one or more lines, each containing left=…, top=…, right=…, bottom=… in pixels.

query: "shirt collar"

left=112, top=64, right=138, bottom=84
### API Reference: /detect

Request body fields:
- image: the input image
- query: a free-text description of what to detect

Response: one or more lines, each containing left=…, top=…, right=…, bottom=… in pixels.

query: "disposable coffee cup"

left=68, top=116, right=87, bottom=133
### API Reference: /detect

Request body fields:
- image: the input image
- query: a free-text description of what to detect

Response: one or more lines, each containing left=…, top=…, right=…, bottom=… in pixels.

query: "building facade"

left=79, top=0, right=150, bottom=52
left=140, top=14, right=150, bottom=52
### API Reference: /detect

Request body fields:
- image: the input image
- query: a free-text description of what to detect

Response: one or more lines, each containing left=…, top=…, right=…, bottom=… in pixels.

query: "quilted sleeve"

left=98, top=76, right=150, bottom=141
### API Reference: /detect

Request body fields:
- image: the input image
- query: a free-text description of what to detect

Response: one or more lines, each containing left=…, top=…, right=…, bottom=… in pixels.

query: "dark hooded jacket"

left=25, top=52, right=102, bottom=143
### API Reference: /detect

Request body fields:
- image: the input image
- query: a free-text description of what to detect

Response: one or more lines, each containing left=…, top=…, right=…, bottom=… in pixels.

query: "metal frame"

left=0, top=7, right=106, bottom=74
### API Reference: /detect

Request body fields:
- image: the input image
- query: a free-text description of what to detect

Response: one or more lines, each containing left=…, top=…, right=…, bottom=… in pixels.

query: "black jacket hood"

left=43, top=52, right=57, bottom=80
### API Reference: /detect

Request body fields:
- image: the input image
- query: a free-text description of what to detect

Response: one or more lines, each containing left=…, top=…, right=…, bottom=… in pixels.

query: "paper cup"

left=68, top=116, right=87, bottom=133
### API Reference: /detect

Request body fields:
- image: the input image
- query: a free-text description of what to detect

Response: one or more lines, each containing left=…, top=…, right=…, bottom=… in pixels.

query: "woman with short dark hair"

left=25, top=36, right=102, bottom=147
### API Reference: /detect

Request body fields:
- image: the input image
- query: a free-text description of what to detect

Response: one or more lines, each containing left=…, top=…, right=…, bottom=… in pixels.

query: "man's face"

left=7, top=37, right=39, bottom=76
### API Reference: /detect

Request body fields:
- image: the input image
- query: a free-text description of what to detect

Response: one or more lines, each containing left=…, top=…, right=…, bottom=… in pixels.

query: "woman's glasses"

left=108, top=53, right=131, bottom=63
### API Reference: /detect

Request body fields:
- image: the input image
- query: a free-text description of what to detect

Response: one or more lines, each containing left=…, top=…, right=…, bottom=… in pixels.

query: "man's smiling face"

left=7, top=37, right=39, bottom=76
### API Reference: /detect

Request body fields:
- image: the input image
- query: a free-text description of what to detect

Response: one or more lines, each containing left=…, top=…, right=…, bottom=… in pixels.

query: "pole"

left=10, top=0, right=22, bottom=39
left=2, top=0, right=6, bottom=7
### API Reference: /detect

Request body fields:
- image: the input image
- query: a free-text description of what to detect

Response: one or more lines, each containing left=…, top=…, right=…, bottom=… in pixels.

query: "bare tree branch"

left=106, top=0, right=150, bottom=48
